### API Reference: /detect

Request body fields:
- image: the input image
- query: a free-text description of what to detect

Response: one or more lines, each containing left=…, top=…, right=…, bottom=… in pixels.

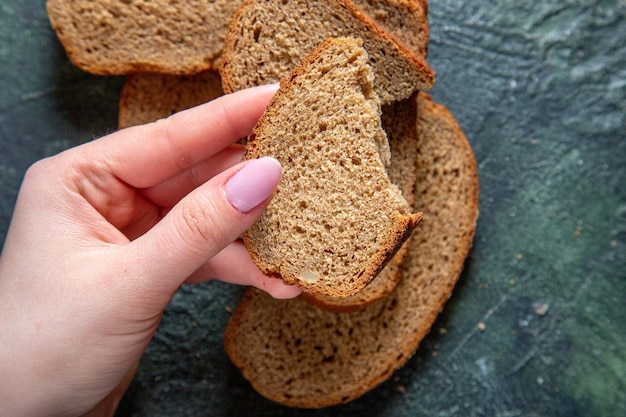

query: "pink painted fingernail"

left=224, top=157, right=282, bottom=213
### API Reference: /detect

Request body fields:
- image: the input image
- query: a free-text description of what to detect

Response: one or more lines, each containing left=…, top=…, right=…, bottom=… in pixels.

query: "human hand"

left=0, top=84, right=301, bottom=417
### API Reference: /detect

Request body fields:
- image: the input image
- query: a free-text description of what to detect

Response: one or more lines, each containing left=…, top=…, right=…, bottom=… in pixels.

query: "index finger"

left=90, top=83, right=279, bottom=189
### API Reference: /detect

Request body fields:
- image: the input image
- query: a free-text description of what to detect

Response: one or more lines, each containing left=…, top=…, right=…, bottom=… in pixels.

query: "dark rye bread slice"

left=301, top=94, right=419, bottom=311
left=243, top=37, right=422, bottom=297
left=220, top=0, right=434, bottom=104
left=113, top=66, right=414, bottom=310
left=352, top=0, right=430, bottom=57
left=118, top=70, right=224, bottom=129
left=46, top=0, right=244, bottom=75
left=224, top=93, right=479, bottom=408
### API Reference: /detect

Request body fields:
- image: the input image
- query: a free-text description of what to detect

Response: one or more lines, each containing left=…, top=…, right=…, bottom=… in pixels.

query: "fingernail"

left=224, top=157, right=282, bottom=213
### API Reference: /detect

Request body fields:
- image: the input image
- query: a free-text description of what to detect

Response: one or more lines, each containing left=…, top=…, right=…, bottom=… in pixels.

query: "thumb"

left=128, top=157, right=281, bottom=298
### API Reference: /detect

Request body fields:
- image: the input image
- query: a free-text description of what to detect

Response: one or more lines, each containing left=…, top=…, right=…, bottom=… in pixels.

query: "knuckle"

left=175, top=194, right=229, bottom=255
left=24, top=158, right=53, bottom=181
left=22, top=157, right=66, bottom=196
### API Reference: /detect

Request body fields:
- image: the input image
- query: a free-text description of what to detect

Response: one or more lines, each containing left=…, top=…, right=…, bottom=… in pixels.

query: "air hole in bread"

left=253, top=25, right=262, bottom=42
left=329, top=13, right=342, bottom=22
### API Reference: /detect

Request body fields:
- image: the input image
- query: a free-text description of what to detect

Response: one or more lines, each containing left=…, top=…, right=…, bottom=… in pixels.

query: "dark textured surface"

left=1, top=1, right=624, bottom=416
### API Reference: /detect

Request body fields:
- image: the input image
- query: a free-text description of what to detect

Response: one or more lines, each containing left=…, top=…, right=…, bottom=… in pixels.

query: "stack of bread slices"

left=48, top=0, right=479, bottom=408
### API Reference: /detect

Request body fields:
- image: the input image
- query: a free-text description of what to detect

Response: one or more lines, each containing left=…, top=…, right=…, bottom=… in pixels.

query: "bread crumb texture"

left=243, top=37, right=421, bottom=298
left=46, top=0, right=245, bottom=74
left=225, top=93, right=479, bottom=408
left=118, top=70, right=224, bottom=129
left=220, top=0, right=434, bottom=103
left=301, top=93, right=420, bottom=311
left=351, top=0, right=430, bottom=57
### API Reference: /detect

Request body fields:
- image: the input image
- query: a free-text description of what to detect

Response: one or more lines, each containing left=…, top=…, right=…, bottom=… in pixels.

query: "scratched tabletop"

left=1, top=1, right=624, bottom=416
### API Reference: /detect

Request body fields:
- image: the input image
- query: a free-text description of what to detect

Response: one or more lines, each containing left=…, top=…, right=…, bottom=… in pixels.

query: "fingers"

left=91, top=83, right=278, bottom=189
left=128, top=157, right=282, bottom=298
left=140, top=144, right=245, bottom=208
left=186, top=241, right=302, bottom=299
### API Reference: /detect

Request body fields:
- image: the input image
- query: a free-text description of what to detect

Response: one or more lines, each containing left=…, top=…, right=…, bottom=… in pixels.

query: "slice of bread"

left=220, top=0, right=434, bottom=104
left=118, top=70, right=224, bottom=129
left=224, top=93, right=479, bottom=408
left=352, top=0, right=429, bottom=57
left=46, top=0, right=244, bottom=75
left=301, top=93, right=419, bottom=311
left=242, top=37, right=422, bottom=298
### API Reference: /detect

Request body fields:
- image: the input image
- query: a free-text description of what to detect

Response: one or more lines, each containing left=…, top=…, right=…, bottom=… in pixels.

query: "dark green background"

left=1, top=1, right=624, bottom=416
